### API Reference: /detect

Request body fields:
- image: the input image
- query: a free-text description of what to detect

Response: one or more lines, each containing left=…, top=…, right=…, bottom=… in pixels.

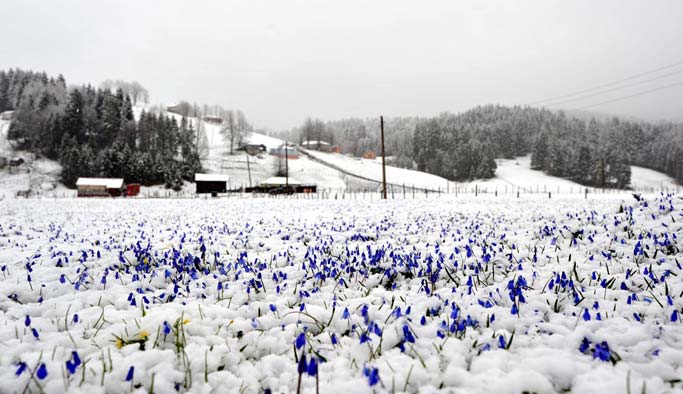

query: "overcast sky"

left=2, top=0, right=683, bottom=130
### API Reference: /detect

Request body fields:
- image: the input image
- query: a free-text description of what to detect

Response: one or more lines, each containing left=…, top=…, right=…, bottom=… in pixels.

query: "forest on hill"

left=1, top=69, right=202, bottom=189
left=292, top=105, right=683, bottom=188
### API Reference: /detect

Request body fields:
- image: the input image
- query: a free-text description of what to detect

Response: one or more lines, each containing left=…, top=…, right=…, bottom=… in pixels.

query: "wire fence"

left=4, top=182, right=680, bottom=201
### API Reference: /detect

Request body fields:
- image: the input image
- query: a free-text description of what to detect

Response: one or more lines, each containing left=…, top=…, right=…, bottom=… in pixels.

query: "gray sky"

left=2, top=0, right=683, bottom=130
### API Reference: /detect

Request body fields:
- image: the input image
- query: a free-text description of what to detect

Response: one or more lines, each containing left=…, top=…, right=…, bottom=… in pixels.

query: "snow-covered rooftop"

left=260, top=177, right=301, bottom=186
left=75, top=178, right=124, bottom=188
left=302, top=140, right=330, bottom=146
left=195, top=173, right=230, bottom=182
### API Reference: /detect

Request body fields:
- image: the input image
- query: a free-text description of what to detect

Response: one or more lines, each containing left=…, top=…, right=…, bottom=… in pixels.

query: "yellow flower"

left=183, top=319, right=191, bottom=325
left=115, top=338, right=124, bottom=349
left=138, top=330, right=150, bottom=340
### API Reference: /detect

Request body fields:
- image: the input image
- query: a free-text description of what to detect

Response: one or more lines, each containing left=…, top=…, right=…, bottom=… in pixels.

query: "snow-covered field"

left=631, top=166, right=681, bottom=192
left=1, top=194, right=682, bottom=393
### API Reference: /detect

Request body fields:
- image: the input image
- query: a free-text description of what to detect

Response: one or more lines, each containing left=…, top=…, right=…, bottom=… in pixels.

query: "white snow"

left=1, top=194, right=682, bottom=393
left=245, top=132, right=288, bottom=150
left=0, top=118, right=11, bottom=157
left=194, top=173, right=230, bottom=182
left=630, top=166, right=681, bottom=192
left=75, top=178, right=124, bottom=188
left=260, top=176, right=302, bottom=186
left=464, top=156, right=587, bottom=194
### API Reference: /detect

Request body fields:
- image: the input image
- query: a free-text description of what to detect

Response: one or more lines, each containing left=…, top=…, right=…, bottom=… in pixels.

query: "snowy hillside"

left=2, top=107, right=680, bottom=197
left=0, top=118, right=10, bottom=157
left=631, top=166, right=681, bottom=192
left=0, top=118, right=72, bottom=199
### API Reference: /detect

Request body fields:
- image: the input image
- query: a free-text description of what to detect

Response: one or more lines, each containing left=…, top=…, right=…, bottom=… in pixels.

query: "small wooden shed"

left=195, top=173, right=229, bottom=195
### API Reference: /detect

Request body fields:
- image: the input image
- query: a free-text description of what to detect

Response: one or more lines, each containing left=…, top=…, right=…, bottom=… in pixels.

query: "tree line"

left=2, top=68, right=202, bottom=190
left=412, top=105, right=681, bottom=188
left=292, top=105, right=682, bottom=189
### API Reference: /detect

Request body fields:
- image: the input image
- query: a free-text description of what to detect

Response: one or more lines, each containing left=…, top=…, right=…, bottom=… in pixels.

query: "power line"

left=527, top=59, right=683, bottom=105
left=543, top=68, right=683, bottom=107
left=572, top=80, right=683, bottom=110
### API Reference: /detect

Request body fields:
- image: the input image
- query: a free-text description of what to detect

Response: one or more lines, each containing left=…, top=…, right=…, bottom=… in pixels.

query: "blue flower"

left=359, top=332, right=370, bottom=344
left=125, top=366, right=134, bottom=381
left=342, top=307, right=350, bottom=319
left=592, top=342, right=611, bottom=362
left=24, top=315, right=31, bottom=327
left=72, top=351, right=81, bottom=367
left=32, top=328, right=39, bottom=339
left=306, top=358, right=318, bottom=376
left=163, top=321, right=171, bottom=335
left=66, top=360, right=77, bottom=374
left=498, top=335, right=506, bottom=349
left=295, top=333, right=306, bottom=349
left=37, top=363, right=48, bottom=379
left=582, top=308, right=590, bottom=321
left=403, top=325, right=416, bottom=343
left=269, top=304, right=277, bottom=313
left=363, top=366, right=380, bottom=386
left=331, top=333, right=338, bottom=345
left=579, top=337, right=591, bottom=354
left=672, top=310, right=679, bottom=323
left=297, top=354, right=307, bottom=374
left=15, top=362, right=27, bottom=376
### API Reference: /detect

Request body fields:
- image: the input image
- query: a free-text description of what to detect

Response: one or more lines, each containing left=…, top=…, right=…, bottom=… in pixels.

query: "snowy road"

left=1, top=195, right=682, bottom=393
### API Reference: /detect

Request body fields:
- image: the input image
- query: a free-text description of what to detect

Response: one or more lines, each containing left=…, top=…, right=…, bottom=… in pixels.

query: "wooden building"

left=195, top=173, right=229, bottom=195
left=241, top=144, right=267, bottom=156
left=76, top=178, right=125, bottom=197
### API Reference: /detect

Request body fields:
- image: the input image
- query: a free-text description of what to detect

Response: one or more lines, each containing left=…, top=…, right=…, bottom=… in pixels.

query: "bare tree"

left=129, top=81, right=149, bottom=104
left=299, top=117, right=326, bottom=149
left=235, top=110, right=250, bottom=148
left=220, top=110, right=237, bottom=154
left=192, top=103, right=209, bottom=159
left=99, top=79, right=149, bottom=105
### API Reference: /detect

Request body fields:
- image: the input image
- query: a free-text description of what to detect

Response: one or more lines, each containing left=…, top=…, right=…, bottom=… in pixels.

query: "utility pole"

left=380, top=116, right=387, bottom=199
left=285, top=140, right=289, bottom=187
left=246, top=151, right=252, bottom=188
